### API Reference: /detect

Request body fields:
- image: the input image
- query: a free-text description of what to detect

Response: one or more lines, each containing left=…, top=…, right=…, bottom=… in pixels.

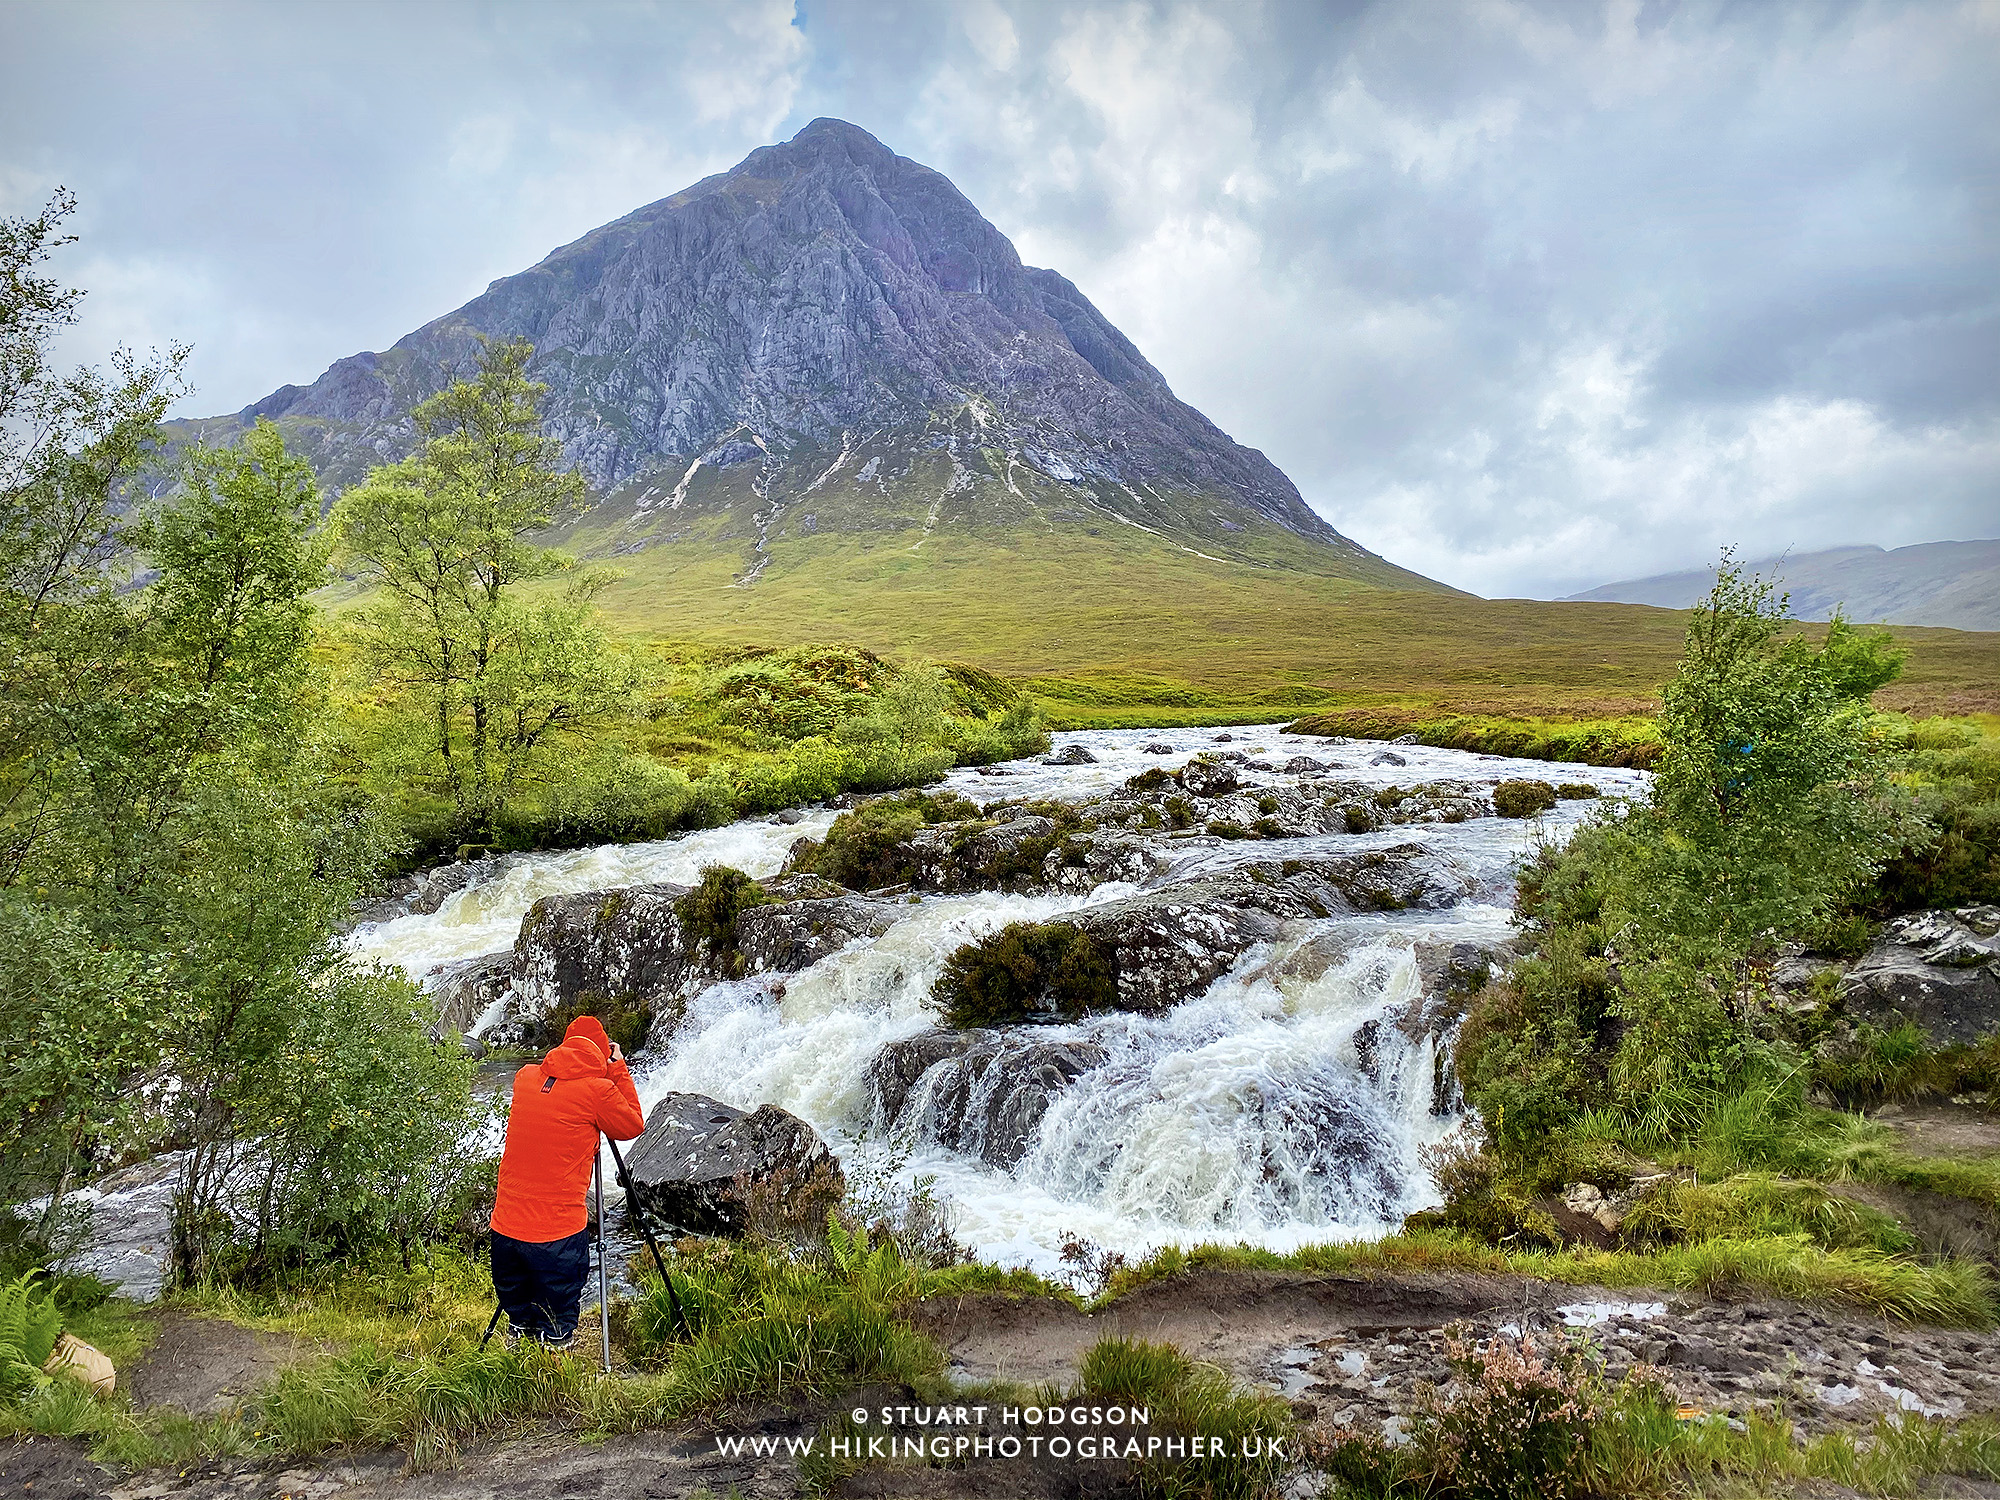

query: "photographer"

left=488, top=1014, right=645, bottom=1346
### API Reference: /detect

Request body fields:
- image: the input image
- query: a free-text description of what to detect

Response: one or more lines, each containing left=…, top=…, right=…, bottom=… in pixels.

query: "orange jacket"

left=490, top=1016, right=647, bottom=1243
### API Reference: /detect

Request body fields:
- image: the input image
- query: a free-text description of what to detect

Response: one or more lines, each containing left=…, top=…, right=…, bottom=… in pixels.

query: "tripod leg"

left=605, top=1135, right=689, bottom=1339
left=595, top=1151, right=611, bottom=1373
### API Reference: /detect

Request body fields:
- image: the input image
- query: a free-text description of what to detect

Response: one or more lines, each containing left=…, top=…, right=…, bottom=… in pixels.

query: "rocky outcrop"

left=867, top=1031, right=1107, bottom=1167
left=736, top=892, right=898, bottom=973
left=1837, top=908, right=2000, bottom=1045
left=511, top=883, right=701, bottom=1040
left=622, top=1092, right=843, bottom=1236
left=428, top=952, right=516, bottom=1037
left=944, top=844, right=1476, bottom=1020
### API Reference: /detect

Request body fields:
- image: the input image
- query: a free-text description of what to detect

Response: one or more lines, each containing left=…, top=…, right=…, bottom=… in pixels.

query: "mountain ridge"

left=184, top=117, right=1450, bottom=595
left=1562, top=541, right=2000, bottom=632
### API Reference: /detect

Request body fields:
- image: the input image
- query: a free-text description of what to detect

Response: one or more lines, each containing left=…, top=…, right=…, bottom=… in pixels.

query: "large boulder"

left=866, top=1031, right=1107, bottom=1166
left=510, top=883, right=701, bottom=1042
left=428, top=951, right=517, bottom=1036
left=621, top=1092, right=844, bottom=1236
left=939, top=844, right=1474, bottom=1022
left=735, top=893, right=898, bottom=972
left=1837, top=908, right=2000, bottom=1045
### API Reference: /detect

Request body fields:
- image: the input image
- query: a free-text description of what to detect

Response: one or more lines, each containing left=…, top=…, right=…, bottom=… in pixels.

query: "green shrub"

left=791, top=789, right=975, bottom=889
left=932, top=921, right=1116, bottom=1028
left=1405, top=1331, right=1652, bottom=1500
left=1493, top=779, right=1558, bottom=818
left=675, top=864, right=775, bottom=976
left=1556, top=783, right=1599, bottom=800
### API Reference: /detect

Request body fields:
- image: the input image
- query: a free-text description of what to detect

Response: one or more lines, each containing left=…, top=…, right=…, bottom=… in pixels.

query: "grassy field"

left=557, top=521, right=2000, bottom=729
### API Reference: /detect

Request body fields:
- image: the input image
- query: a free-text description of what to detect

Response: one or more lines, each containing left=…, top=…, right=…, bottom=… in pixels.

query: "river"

left=349, top=726, right=1646, bottom=1278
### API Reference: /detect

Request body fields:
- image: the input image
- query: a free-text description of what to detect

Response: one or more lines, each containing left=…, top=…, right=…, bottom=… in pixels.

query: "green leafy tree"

left=1629, top=554, right=1900, bottom=952
left=133, top=419, right=326, bottom=698
left=0, top=198, right=478, bottom=1280
left=333, top=338, right=634, bottom=834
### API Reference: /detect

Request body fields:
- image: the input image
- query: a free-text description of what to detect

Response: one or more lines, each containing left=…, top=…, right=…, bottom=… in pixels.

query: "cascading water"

left=348, top=727, right=1648, bottom=1277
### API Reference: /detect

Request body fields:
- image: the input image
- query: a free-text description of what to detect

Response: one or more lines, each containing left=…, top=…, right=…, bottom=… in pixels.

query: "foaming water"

left=349, top=725, right=1647, bottom=1275
left=350, top=811, right=835, bottom=976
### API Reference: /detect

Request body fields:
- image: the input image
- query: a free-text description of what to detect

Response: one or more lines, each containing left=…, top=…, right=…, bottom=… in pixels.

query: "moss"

left=1373, top=786, right=1406, bottom=809
left=1558, top=782, right=1600, bottom=800
left=1256, top=794, right=1280, bottom=815
left=1344, top=804, right=1375, bottom=834
left=1251, top=817, right=1283, bottom=838
left=1207, top=820, right=1255, bottom=839
left=1163, top=795, right=1194, bottom=830
left=1124, top=767, right=1173, bottom=795
left=932, top=920, right=1116, bottom=1028
left=1493, top=779, right=1559, bottom=818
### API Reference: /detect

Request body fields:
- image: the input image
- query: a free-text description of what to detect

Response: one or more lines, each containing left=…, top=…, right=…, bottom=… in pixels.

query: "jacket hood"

left=541, top=1027, right=609, bottom=1081
left=563, top=1015, right=613, bottom=1057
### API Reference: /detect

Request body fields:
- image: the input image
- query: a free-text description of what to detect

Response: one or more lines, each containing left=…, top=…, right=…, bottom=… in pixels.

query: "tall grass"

left=1101, top=1230, right=1996, bottom=1328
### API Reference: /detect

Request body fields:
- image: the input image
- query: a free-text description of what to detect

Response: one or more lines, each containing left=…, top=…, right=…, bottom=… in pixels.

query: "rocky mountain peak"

left=192, top=119, right=1444, bottom=588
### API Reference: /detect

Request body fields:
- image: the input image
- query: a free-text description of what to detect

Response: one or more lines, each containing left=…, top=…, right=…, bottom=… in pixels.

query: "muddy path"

left=20, top=1267, right=2000, bottom=1499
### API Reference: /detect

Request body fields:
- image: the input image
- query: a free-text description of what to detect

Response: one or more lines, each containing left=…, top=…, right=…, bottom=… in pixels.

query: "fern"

left=0, top=1271, right=63, bottom=1396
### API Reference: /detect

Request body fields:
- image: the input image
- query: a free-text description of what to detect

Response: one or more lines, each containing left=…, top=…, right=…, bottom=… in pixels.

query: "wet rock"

left=868, top=1031, right=1108, bottom=1166
left=1044, top=744, right=1099, bottom=765
left=411, top=855, right=512, bottom=915
left=511, top=883, right=701, bottom=1039
left=1410, top=938, right=1511, bottom=1029
left=908, top=814, right=1062, bottom=893
left=1179, top=757, right=1241, bottom=798
left=1390, top=734, right=1419, bottom=745
left=1040, top=832, right=1171, bottom=893
left=1142, top=742, right=1178, bottom=755
left=1370, top=752, right=1407, bottom=767
left=622, top=1092, right=844, bottom=1236
left=1284, top=756, right=1327, bottom=774
left=736, top=893, right=897, bottom=972
left=1837, top=908, right=2000, bottom=1044
left=428, top=951, right=517, bottom=1036
left=1051, top=845, right=1471, bottom=1013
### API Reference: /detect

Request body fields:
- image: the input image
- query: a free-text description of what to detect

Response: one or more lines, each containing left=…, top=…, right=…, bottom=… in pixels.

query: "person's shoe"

left=537, top=1330, right=577, bottom=1352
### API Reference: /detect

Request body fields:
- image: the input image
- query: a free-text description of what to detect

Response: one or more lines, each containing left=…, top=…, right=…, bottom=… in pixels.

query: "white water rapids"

left=350, top=727, right=1647, bottom=1278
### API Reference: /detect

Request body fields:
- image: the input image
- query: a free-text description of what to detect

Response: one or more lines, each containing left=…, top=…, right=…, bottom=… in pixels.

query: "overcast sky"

left=3, top=0, right=1995, bottom=597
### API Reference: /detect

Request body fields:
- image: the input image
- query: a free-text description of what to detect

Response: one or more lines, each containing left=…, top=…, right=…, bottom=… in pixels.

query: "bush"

left=1493, top=779, right=1558, bottom=818
left=675, top=865, right=775, bottom=976
left=1556, top=783, right=1599, bottom=800
left=792, top=789, right=978, bottom=889
left=1401, top=1331, right=1670, bottom=1500
left=932, top=921, right=1116, bottom=1028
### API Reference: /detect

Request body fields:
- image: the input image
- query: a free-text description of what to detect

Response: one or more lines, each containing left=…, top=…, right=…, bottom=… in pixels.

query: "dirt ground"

left=1876, top=1101, right=2000, bottom=1157
left=123, top=1310, right=313, bottom=1415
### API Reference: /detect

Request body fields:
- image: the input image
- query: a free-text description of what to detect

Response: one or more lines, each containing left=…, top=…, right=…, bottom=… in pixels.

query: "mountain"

left=182, top=118, right=1446, bottom=602
left=1563, top=542, right=2000, bottom=633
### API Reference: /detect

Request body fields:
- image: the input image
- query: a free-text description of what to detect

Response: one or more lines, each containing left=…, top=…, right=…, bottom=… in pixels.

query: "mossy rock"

left=676, top=865, right=776, bottom=975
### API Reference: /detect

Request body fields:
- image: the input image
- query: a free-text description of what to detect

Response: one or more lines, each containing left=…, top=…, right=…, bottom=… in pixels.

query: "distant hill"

left=1562, top=542, right=2000, bottom=632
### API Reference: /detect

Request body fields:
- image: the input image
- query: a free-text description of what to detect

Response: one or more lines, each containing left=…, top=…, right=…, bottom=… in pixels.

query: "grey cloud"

left=3, top=0, right=1993, bottom=598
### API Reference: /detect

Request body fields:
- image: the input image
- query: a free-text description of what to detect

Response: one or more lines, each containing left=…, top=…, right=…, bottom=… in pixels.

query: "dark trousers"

left=490, top=1227, right=591, bottom=1343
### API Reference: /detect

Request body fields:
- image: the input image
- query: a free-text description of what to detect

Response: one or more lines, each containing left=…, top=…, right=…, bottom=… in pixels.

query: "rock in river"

left=622, top=1092, right=844, bottom=1236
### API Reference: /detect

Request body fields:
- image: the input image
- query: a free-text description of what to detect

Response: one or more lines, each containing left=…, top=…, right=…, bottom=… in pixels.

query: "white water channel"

left=349, top=727, right=1648, bottom=1277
